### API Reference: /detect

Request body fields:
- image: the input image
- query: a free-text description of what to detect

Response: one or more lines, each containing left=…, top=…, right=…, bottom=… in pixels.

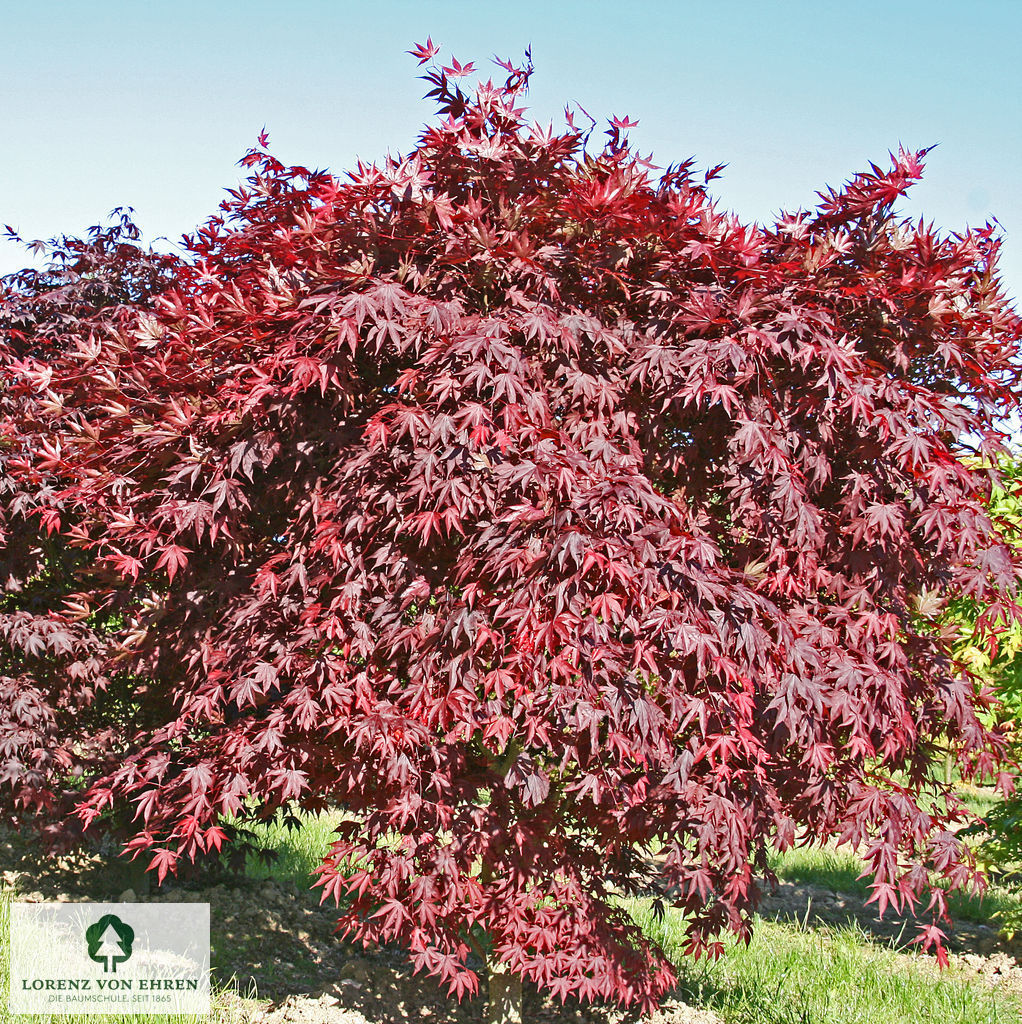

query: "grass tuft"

left=235, top=809, right=344, bottom=891
left=627, top=898, right=1022, bottom=1024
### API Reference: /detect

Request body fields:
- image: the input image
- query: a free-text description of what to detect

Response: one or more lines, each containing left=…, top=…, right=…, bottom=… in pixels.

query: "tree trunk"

left=479, top=847, right=522, bottom=1023
left=485, top=954, right=523, bottom=1024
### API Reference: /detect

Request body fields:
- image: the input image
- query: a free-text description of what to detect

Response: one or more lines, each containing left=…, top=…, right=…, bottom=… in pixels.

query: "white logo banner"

left=8, top=902, right=210, bottom=1015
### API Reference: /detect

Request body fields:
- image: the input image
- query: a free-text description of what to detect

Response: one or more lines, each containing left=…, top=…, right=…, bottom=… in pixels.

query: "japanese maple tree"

left=3, top=44, right=1022, bottom=1015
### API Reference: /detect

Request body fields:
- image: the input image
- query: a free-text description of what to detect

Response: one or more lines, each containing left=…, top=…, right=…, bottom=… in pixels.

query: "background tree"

left=943, top=455, right=1022, bottom=935
left=3, top=44, right=1022, bottom=1017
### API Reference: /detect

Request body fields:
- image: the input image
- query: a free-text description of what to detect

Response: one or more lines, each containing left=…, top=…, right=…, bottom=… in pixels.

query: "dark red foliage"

left=0, top=213, right=179, bottom=847
left=4, top=46, right=1022, bottom=1009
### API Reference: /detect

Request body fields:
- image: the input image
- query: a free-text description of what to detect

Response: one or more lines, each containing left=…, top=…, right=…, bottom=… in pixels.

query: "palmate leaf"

left=3, top=42, right=1022, bottom=1014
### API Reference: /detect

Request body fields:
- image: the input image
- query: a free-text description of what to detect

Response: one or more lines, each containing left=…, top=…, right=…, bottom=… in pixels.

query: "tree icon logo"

left=86, top=914, right=135, bottom=973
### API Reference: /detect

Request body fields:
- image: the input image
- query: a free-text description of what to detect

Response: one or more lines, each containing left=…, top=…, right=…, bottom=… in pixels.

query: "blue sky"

left=2, top=1, right=1020, bottom=300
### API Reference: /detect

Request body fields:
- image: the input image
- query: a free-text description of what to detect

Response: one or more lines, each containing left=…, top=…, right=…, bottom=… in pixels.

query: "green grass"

left=768, top=843, right=868, bottom=896
left=958, top=784, right=1003, bottom=821
left=628, top=899, right=1022, bottom=1024
left=235, top=809, right=344, bottom=890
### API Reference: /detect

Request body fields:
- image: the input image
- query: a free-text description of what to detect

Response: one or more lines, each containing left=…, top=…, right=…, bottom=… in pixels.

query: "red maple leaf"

left=407, top=37, right=440, bottom=66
